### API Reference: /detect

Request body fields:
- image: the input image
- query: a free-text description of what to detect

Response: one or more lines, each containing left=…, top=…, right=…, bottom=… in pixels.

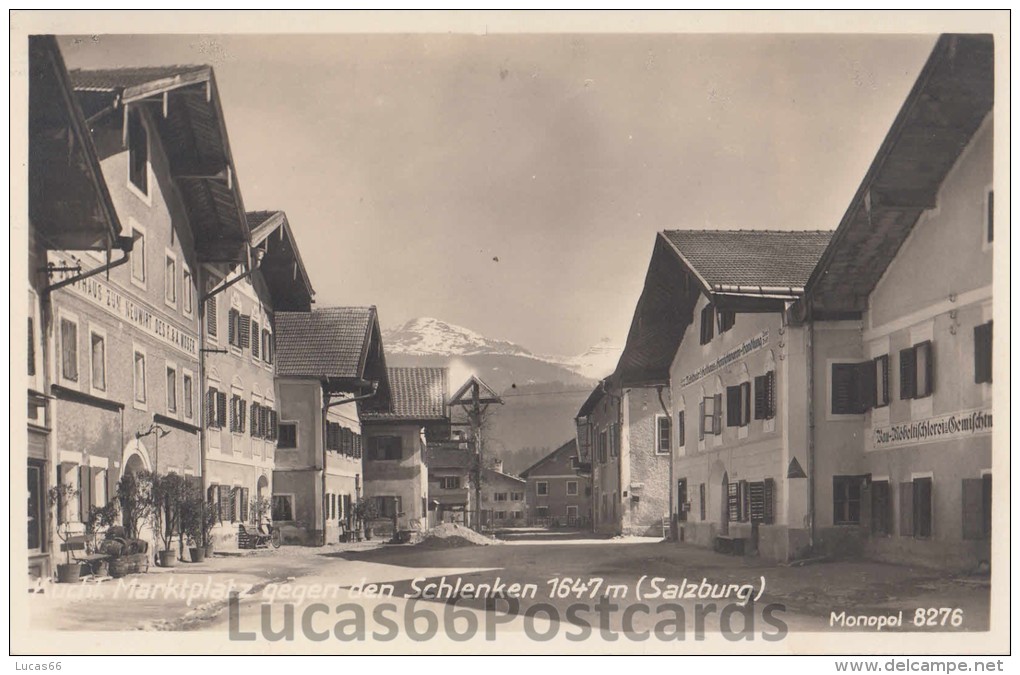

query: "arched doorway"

left=257, top=474, right=269, bottom=501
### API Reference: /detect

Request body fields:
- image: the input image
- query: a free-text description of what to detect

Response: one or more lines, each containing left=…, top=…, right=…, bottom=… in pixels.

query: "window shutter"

left=241, top=488, right=250, bottom=523
left=918, top=341, right=935, bottom=397
left=229, top=395, right=237, bottom=432
left=763, top=478, right=775, bottom=524
left=207, top=484, right=218, bottom=507
left=699, top=483, right=706, bottom=520
left=740, top=382, right=751, bottom=425
left=239, top=399, right=247, bottom=434
left=974, top=322, right=992, bottom=384
left=875, top=355, right=890, bottom=406
left=216, top=391, right=228, bottom=428
left=227, top=309, right=238, bottom=346
left=28, top=318, right=35, bottom=376
left=726, top=385, right=741, bottom=427
left=858, top=360, right=877, bottom=411
left=766, top=370, right=776, bottom=418
left=251, top=320, right=261, bottom=358
left=899, top=347, right=916, bottom=400
left=239, top=314, right=251, bottom=349
left=898, top=481, right=914, bottom=536
left=754, top=375, right=767, bottom=420
left=677, top=411, right=685, bottom=447
left=961, top=478, right=985, bottom=540
left=206, top=388, right=217, bottom=428
left=727, top=483, right=739, bottom=522
left=831, top=364, right=859, bottom=414
left=712, top=394, right=722, bottom=434
left=739, top=480, right=749, bottom=522
left=218, top=485, right=231, bottom=521
left=78, top=465, right=92, bottom=520
left=206, top=294, right=218, bottom=337
left=699, top=400, right=706, bottom=440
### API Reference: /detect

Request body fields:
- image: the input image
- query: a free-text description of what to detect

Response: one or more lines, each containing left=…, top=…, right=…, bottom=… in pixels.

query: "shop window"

left=656, top=415, right=671, bottom=454
left=754, top=371, right=776, bottom=419
left=974, top=322, right=993, bottom=384
left=870, top=480, right=892, bottom=535
left=726, top=382, right=751, bottom=427
left=833, top=475, right=866, bottom=525
left=367, top=435, right=402, bottom=461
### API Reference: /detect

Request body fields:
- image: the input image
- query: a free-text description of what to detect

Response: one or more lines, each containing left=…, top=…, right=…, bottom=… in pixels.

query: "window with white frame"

left=130, top=227, right=146, bottom=286
left=164, top=252, right=177, bottom=307
left=899, top=341, right=935, bottom=401
left=127, top=107, right=148, bottom=195
left=182, top=371, right=194, bottom=420
left=536, top=481, right=548, bottom=496
left=166, top=363, right=178, bottom=414
left=89, top=327, right=106, bottom=393
left=133, top=348, right=147, bottom=406
left=566, top=481, right=578, bottom=496
left=656, top=414, right=671, bottom=454
left=59, top=313, right=79, bottom=385
left=182, top=266, right=194, bottom=317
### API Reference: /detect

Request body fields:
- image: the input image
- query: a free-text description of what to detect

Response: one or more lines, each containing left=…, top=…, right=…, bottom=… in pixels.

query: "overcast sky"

left=59, top=33, right=935, bottom=355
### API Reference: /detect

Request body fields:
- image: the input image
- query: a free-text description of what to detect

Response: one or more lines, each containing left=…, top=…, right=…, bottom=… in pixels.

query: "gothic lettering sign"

left=871, top=408, right=992, bottom=450
left=679, top=329, right=770, bottom=388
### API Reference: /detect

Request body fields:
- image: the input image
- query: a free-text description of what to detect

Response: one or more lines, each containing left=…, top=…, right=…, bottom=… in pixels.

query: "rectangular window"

left=165, top=255, right=176, bottom=305
left=753, top=371, right=776, bottom=419
left=133, top=350, right=146, bottom=404
left=974, top=321, right=993, bottom=384
left=698, top=483, right=706, bottom=521
left=912, top=477, right=933, bottom=538
left=251, top=320, right=261, bottom=359
left=263, top=329, right=273, bottom=364
left=128, top=108, right=148, bottom=194
left=831, top=361, right=875, bottom=414
left=717, top=310, right=735, bottom=334
left=700, top=304, right=715, bottom=344
left=131, top=228, right=146, bottom=284
left=899, top=342, right=935, bottom=401
left=701, top=394, right=722, bottom=437
left=727, top=482, right=740, bottom=522
left=676, top=411, right=685, bottom=448
left=367, top=435, right=402, bottom=460
left=511, top=492, right=523, bottom=501
left=28, top=318, right=35, bottom=377
left=90, top=330, right=106, bottom=392
left=183, top=373, right=193, bottom=419
left=726, top=383, right=751, bottom=427
left=494, top=492, right=508, bottom=502
left=566, top=481, right=578, bottom=496
left=278, top=422, right=297, bottom=448
left=986, top=189, right=994, bottom=243
left=166, top=365, right=178, bottom=413
left=272, top=495, right=293, bottom=522
left=874, top=355, right=890, bottom=408
left=206, top=285, right=218, bottom=339
left=183, top=267, right=193, bottom=316
left=870, top=480, right=892, bottom=535
left=656, top=415, right=671, bottom=454
left=60, top=317, right=78, bottom=382
left=228, top=309, right=240, bottom=348
left=536, top=481, right=548, bottom=496
left=439, top=476, right=461, bottom=490
left=833, top=475, right=866, bottom=525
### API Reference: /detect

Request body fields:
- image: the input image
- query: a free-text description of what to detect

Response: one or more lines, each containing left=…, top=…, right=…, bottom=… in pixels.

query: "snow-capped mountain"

left=382, top=317, right=622, bottom=381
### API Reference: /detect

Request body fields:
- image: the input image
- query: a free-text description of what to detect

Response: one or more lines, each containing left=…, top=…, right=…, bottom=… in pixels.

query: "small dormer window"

left=128, top=109, right=148, bottom=195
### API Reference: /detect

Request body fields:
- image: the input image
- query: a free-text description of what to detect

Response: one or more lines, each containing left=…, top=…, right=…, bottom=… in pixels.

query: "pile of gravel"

left=415, top=523, right=499, bottom=549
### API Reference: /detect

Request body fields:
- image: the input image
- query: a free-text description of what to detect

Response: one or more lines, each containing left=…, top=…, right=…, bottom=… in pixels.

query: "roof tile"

left=362, top=367, right=448, bottom=421
left=275, top=307, right=374, bottom=379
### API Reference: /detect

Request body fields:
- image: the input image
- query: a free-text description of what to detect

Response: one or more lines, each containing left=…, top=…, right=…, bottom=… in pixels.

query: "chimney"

left=493, top=459, right=504, bottom=473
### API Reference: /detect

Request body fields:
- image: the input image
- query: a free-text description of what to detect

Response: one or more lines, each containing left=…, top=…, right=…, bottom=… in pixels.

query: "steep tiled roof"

left=519, top=439, right=578, bottom=479
left=275, top=307, right=375, bottom=379
left=662, top=230, right=833, bottom=290
left=482, top=467, right=526, bottom=484
left=246, top=210, right=279, bottom=232
left=69, top=66, right=209, bottom=92
left=362, top=367, right=448, bottom=421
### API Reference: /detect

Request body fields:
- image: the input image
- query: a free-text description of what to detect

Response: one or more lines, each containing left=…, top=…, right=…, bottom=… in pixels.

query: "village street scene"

left=20, top=28, right=998, bottom=651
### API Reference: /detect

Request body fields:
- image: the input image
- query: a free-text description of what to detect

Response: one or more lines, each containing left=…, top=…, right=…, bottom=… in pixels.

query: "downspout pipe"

left=656, top=385, right=674, bottom=540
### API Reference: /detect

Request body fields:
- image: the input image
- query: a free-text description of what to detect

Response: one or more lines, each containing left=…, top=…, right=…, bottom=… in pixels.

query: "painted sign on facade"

left=49, top=253, right=199, bottom=358
left=678, top=329, right=770, bottom=388
left=872, top=408, right=992, bottom=450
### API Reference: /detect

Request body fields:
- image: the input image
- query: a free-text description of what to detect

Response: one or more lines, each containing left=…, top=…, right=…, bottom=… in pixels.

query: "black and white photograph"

left=10, top=10, right=1009, bottom=663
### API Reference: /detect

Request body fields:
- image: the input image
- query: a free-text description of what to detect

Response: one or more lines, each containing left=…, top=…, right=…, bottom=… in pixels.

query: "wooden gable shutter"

left=239, top=314, right=251, bottom=349
left=753, top=375, right=768, bottom=420
left=898, top=481, right=914, bottom=536
left=251, top=320, right=261, bottom=358
left=726, top=385, right=741, bottom=427
left=974, top=322, right=992, bottom=384
left=899, top=347, right=916, bottom=400
left=961, top=478, right=986, bottom=540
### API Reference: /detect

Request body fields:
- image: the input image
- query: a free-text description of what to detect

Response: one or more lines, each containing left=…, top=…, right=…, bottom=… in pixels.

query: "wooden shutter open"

left=227, top=309, right=238, bottom=346
left=899, top=347, right=916, bottom=400
left=763, top=478, right=775, bottom=524
left=251, top=320, right=261, bottom=358
left=974, top=322, right=992, bottom=384
left=698, top=400, right=706, bottom=440
left=749, top=481, right=765, bottom=523
left=754, top=375, right=767, bottom=420
left=726, top=385, right=741, bottom=427
left=78, top=465, right=91, bottom=521
left=712, top=394, right=722, bottom=434
left=858, top=360, right=877, bottom=410
left=239, top=314, right=251, bottom=349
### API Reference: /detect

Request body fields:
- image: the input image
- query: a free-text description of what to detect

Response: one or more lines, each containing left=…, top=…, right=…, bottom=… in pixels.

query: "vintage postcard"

left=9, top=10, right=1010, bottom=661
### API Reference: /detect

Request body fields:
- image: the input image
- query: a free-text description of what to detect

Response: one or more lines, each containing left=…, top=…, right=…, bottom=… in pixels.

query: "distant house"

left=360, top=366, right=450, bottom=538
left=576, top=381, right=671, bottom=537
left=480, top=460, right=527, bottom=528
left=520, top=440, right=591, bottom=528
left=273, top=307, right=391, bottom=545
left=426, top=440, right=473, bottom=526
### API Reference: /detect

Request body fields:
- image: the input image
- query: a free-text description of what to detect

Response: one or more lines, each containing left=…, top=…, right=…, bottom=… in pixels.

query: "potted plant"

left=250, top=496, right=272, bottom=531
left=47, top=483, right=80, bottom=583
left=84, top=501, right=119, bottom=577
left=200, top=501, right=218, bottom=557
left=179, top=483, right=206, bottom=563
left=148, top=472, right=188, bottom=567
left=354, top=499, right=379, bottom=541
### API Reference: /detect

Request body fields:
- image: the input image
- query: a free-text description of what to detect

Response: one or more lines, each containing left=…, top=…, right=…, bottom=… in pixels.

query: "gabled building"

left=520, top=440, right=591, bottom=528
left=426, top=441, right=474, bottom=526
left=360, top=367, right=450, bottom=538
left=273, top=307, right=391, bottom=545
left=617, top=229, right=833, bottom=560
left=798, top=34, right=994, bottom=571
left=576, top=380, right=671, bottom=537
left=27, top=36, right=127, bottom=579
left=480, top=460, right=527, bottom=528
left=201, top=210, right=314, bottom=549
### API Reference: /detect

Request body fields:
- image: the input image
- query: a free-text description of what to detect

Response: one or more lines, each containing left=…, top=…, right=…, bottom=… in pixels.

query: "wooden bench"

left=714, top=535, right=747, bottom=556
left=61, top=535, right=111, bottom=575
left=238, top=524, right=270, bottom=549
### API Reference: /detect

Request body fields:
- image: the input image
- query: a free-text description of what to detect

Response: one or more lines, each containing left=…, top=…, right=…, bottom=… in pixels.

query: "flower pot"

left=189, top=547, right=205, bottom=563
left=157, top=549, right=178, bottom=567
left=56, top=562, right=81, bottom=584
left=364, top=528, right=373, bottom=541
left=204, top=543, right=214, bottom=558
